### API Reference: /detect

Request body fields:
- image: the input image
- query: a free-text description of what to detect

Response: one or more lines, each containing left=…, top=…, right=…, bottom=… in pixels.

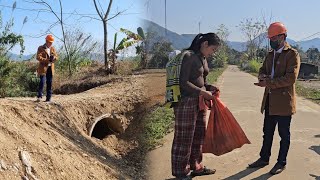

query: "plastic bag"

left=202, top=94, right=251, bottom=156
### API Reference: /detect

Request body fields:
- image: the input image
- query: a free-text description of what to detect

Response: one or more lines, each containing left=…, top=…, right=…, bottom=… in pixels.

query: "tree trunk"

left=62, top=29, right=71, bottom=76
left=103, top=20, right=109, bottom=71
left=58, top=0, right=71, bottom=76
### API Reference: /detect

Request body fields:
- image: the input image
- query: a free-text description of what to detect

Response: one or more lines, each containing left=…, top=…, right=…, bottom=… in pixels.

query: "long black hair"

left=186, top=33, right=221, bottom=53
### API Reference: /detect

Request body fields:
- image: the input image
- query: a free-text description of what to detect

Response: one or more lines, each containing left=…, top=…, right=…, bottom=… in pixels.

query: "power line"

left=164, top=0, right=167, bottom=36
left=0, top=4, right=141, bottom=16
left=296, top=32, right=320, bottom=43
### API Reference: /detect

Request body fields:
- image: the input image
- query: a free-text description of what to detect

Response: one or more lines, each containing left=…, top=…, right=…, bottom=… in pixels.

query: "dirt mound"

left=0, top=68, right=167, bottom=180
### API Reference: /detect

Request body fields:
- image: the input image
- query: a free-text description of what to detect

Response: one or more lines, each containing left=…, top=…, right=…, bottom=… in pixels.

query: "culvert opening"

left=89, top=113, right=124, bottom=140
left=91, top=118, right=115, bottom=140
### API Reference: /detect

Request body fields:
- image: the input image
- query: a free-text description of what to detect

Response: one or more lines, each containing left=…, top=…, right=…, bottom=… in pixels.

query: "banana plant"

left=120, top=27, right=147, bottom=69
left=108, top=33, right=138, bottom=73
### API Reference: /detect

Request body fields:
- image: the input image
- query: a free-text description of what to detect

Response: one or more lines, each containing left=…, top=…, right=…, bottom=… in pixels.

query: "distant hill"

left=141, top=19, right=190, bottom=50
left=297, top=38, right=320, bottom=51
left=7, top=52, right=34, bottom=61
left=142, top=19, right=320, bottom=52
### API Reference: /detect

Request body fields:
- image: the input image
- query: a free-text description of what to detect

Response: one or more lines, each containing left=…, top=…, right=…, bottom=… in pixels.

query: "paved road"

left=147, top=65, right=320, bottom=180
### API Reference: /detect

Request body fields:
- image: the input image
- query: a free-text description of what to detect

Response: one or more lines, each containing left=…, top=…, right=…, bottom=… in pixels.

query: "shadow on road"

left=309, top=145, right=320, bottom=155
left=250, top=172, right=273, bottom=180
left=223, top=168, right=260, bottom=180
left=310, top=174, right=320, bottom=180
left=310, top=135, right=320, bottom=155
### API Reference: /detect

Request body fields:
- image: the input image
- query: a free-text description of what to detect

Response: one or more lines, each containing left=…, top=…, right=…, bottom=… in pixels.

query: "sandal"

left=191, top=166, right=216, bottom=177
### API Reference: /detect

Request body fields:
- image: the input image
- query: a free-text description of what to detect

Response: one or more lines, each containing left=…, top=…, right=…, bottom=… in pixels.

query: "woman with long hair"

left=171, top=33, right=221, bottom=179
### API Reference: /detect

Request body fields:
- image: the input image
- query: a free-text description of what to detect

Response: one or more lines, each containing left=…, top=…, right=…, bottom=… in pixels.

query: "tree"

left=226, top=48, right=242, bottom=65
left=148, top=41, right=173, bottom=68
left=306, top=48, right=320, bottom=62
left=210, top=24, right=230, bottom=68
left=120, top=27, right=147, bottom=68
left=256, top=48, right=268, bottom=61
left=92, top=0, right=124, bottom=72
left=107, top=32, right=138, bottom=73
left=216, top=24, right=230, bottom=46
left=291, top=44, right=304, bottom=54
left=0, top=1, right=25, bottom=56
left=136, top=27, right=147, bottom=68
left=238, top=18, right=266, bottom=60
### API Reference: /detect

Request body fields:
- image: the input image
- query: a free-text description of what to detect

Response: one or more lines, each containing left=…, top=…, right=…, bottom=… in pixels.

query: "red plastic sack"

left=202, top=94, right=251, bottom=156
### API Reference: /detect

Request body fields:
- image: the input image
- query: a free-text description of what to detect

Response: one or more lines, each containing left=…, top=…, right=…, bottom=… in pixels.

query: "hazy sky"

left=2, top=0, right=146, bottom=55
left=145, top=0, right=320, bottom=42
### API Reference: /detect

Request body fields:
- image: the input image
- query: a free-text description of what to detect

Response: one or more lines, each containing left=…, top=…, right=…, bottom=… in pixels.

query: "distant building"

left=299, top=62, right=319, bottom=79
left=168, top=50, right=181, bottom=60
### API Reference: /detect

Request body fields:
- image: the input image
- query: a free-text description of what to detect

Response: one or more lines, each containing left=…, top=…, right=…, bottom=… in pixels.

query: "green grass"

left=206, top=67, right=227, bottom=84
left=296, top=82, right=320, bottom=104
left=142, top=67, right=226, bottom=150
left=143, top=107, right=174, bottom=150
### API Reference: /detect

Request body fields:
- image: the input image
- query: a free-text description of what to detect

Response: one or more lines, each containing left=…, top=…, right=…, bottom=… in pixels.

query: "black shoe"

left=248, top=159, right=269, bottom=168
left=269, top=163, right=285, bottom=175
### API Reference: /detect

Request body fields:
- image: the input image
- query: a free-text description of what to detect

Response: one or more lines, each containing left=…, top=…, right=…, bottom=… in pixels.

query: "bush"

left=0, top=56, right=15, bottom=97
left=56, top=55, right=93, bottom=76
left=248, top=59, right=261, bottom=73
left=209, top=48, right=228, bottom=68
left=241, top=59, right=262, bottom=73
left=0, top=57, right=39, bottom=97
left=13, top=62, right=39, bottom=96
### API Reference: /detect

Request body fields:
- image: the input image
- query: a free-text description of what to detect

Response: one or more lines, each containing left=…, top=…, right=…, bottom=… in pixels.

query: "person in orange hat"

left=249, top=22, right=300, bottom=175
left=36, top=34, right=58, bottom=102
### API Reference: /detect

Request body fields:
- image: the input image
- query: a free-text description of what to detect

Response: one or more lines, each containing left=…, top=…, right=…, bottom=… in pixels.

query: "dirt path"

left=147, top=65, right=320, bottom=180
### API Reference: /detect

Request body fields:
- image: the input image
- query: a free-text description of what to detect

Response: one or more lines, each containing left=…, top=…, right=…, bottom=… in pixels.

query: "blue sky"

left=146, top=0, right=320, bottom=42
left=4, top=0, right=320, bottom=55
left=1, top=0, right=146, bottom=55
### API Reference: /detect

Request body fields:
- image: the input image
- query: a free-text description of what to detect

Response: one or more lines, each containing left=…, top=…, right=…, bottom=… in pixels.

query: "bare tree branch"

left=107, top=9, right=127, bottom=21
left=104, top=0, right=113, bottom=20
left=97, top=0, right=105, bottom=17
left=75, top=14, right=101, bottom=22
left=93, top=0, right=104, bottom=19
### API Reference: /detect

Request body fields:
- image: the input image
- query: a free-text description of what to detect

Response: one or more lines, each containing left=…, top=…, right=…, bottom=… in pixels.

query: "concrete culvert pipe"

left=88, top=113, right=126, bottom=140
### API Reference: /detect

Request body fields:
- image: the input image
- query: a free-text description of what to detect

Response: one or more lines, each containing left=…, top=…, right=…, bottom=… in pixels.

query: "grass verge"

left=143, top=107, right=174, bottom=150
left=207, top=67, right=227, bottom=84
left=296, top=82, right=320, bottom=104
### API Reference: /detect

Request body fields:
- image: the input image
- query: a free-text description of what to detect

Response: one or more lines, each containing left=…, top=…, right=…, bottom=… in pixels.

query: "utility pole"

left=165, top=0, right=167, bottom=36
left=198, top=21, right=201, bottom=33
